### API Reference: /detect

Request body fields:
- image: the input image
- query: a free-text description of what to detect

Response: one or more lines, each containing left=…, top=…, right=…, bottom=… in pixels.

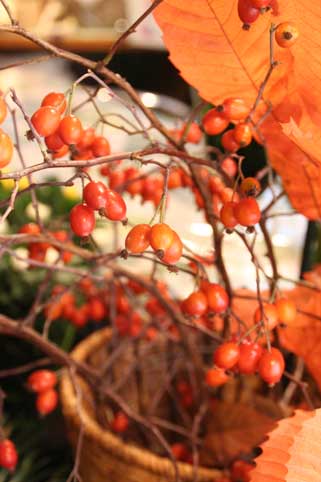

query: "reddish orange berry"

left=258, top=347, right=285, bottom=384
left=275, top=298, right=297, bottom=325
left=238, top=341, right=263, bottom=374
left=275, top=22, right=299, bottom=48
left=183, top=290, right=208, bottom=316
left=205, top=283, right=229, bottom=313
left=202, top=109, right=229, bottom=135
left=162, top=231, right=183, bottom=264
left=234, top=197, right=261, bottom=226
left=58, top=115, right=83, bottom=145
left=41, top=92, right=66, bottom=116
left=214, top=342, right=240, bottom=369
left=36, top=388, right=58, bottom=415
left=222, top=97, right=250, bottom=122
left=220, top=201, right=238, bottom=229
left=0, top=129, right=14, bottom=168
left=111, top=412, right=129, bottom=433
left=70, top=204, right=95, bottom=237
left=125, top=224, right=151, bottom=254
left=254, top=303, right=279, bottom=330
left=0, top=439, right=18, bottom=472
left=205, top=367, right=230, bottom=387
left=27, top=370, right=57, bottom=393
left=31, top=106, right=61, bottom=137
left=92, top=136, right=111, bottom=157
left=240, top=177, right=261, bottom=197
left=150, top=223, right=175, bottom=252
left=83, top=181, right=108, bottom=210
left=104, top=189, right=127, bottom=221
left=221, top=129, right=241, bottom=152
left=233, top=122, right=252, bottom=146
left=0, top=96, right=7, bottom=124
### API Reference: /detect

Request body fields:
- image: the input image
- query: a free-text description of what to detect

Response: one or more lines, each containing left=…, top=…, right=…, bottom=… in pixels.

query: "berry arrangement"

left=0, top=1, right=319, bottom=481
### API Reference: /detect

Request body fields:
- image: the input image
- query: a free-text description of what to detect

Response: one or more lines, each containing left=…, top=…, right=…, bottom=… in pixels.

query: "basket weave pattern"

left=60, top=329, right=223, bottom=482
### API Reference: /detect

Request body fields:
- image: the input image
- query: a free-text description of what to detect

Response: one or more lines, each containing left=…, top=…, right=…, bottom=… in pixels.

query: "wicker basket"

left=60, top=328, right=223, bottom=482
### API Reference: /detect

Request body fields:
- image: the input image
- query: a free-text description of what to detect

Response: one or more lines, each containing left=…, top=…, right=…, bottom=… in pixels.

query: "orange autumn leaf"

left=251, top=409, right=321, bottom=481
left=154, top=1, right=321, bottom=218
left=278, top=285, right=321, bottom=391
left=200, top=401, right=276, bottom=467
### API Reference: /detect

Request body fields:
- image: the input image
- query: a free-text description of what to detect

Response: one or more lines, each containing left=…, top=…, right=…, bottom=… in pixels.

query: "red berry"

left=0, top=439, right=18, bottom=472
left=104, top=189, right=127, bottom=221
left=238, top=341, right=263, bottom=374
left=92, top=136, right=111, bottom=157
left=36, top=388, right=58, bottom=415
left=238, top=0, right=260, bottom=25
left=233, top=122, right=252, bottom=146
left=275, top=298, right=297, bottom=325
left=220, top=202, right=238, bottom=229
left=205, top=283, right=229, bottom=313
left=125, top=224, right=151, bottom=254
left=221, top=157, right=238, bottom=178
left=202, top=109, right=229, bottom=135
left=221, top=129, right=241, bottom=152
left=254, top=303, right=279, bottom=330
left=88, top=297, right=106, bottom=322
left=83, top=181, right=108, bottom=210
left=109, top=170, right=126, bottom=190
left=171, top=443, right=190, bottom=461
left=70, top=204, right=95, bottom=237
left=222, top=97, right=250, bottom=122
left=19, top=222, right=41, bottom=235
left=70, top=304, right=89, bottom=327
left=234, top=198, right=261, bottom=227
left=205, top=367, right=230, bottom=387
left=27, top=369, right=57, bottom=393
left=76, top=127, right=95, bottom=150
left=41, top=92, right=66, bottom=116
left=161, top=231, right=183, bottom=264
left=183, top=122, right=203, bottom=144
left=258, top=347, right=285, bottom=384
left=150, top=223, right=175, bottom=252
left=45, top=131, right=65, bottom=151
left=0, top=129, right=14, bottom=168
left=183, top=290, right=208, bottom=316
left=58, top=115, right=83, bottom=145
left=111, top=412, right=129, bottom=433
left=231, top=459, right=253, bottom=481
left=168, top=168, right=183, bottom=189
left=214, top=342, right=240, bottom=369
left=52, top=144, right=69, bottom=159
left=31, top=106, right=61, bottom=137
left=250, top=0, right=270, bottom=7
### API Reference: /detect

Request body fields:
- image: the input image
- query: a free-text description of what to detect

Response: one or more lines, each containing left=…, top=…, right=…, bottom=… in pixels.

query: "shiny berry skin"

left=111, top=412, right=129, bottom=433
left=0, top=96, right=7, bottom=124
left=275, top=298, right=297, bottom=325
left=104, top=189, right=127, bottom=221
left=258, top=347, right=285, bottom=384
left=92, top=136, right=111, bottom=157
left=205, top=367, right=230, bottom=387
left=250, top=0, right=270, bottom=6
left=45, top=131, right=65, bottom=151
left=70, top=203, right=95, bottom=237
left=234, top=197, right=261, bottom=226
left=27, top=369, right=57, bottom=393
left=150, top=223, right=175, bottom=252
left=183, top=122, right=203, bottom=144
left=214, top=342, right=240, bottom=369
left=36, top=388, right=58, bottom=415
left=238, top=0, right=260, bottom=25
left=233, top=122, right=252, bottom=146
left=41, top=92, right=66, bottom=116
left=125, top=224, right=151, bottom=253
left=83, top=181, right=108, bottom=210
left=240, top=177, right=261, bottom=197
left=205, top=283, right=229, bottom=313
left=254, top=303, right=279, bottom=330
left=183, top=290, right=208, bottom=316
left=76, top=127, right=95, bottom=150
left=162, top=231, right=183, bottom=264
left=0, top=439, right=18, bottom=472
left=31, top=106, right=61, bottom=137
left=58, top=115, right=83, bottom=145
left=53, top=144, right=69, bottom=159
left=275, top=22, right=299, bottom=48
left=0, top=129, right=13, bottom=168
left=222, top=97, right=250, bottom=122
left=202, top=109, right=229, bottom=135
left=220, top=202, right=238, bottom=229
left=238, top=341, right=263, bottom=374
left=221, top=129, right=241, bottom=152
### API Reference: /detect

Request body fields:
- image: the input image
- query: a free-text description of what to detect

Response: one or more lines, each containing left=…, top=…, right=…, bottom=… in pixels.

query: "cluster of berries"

left=125, top=222, right=182, bottom=265
left=27, top=369, right=58, bottom=416
left=70, top=180, right=127, bottom=238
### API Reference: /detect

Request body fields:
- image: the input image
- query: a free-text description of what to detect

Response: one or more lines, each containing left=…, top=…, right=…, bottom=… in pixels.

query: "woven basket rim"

left=60, top=328, right=222, bottom=481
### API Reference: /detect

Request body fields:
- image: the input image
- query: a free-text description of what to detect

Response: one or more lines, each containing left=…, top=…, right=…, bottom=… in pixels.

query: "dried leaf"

left=154, top=1, right=321, bottom=218
left=200, top=401, right=276, bottom=466
left=251, top=409, right=321, bottom=481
